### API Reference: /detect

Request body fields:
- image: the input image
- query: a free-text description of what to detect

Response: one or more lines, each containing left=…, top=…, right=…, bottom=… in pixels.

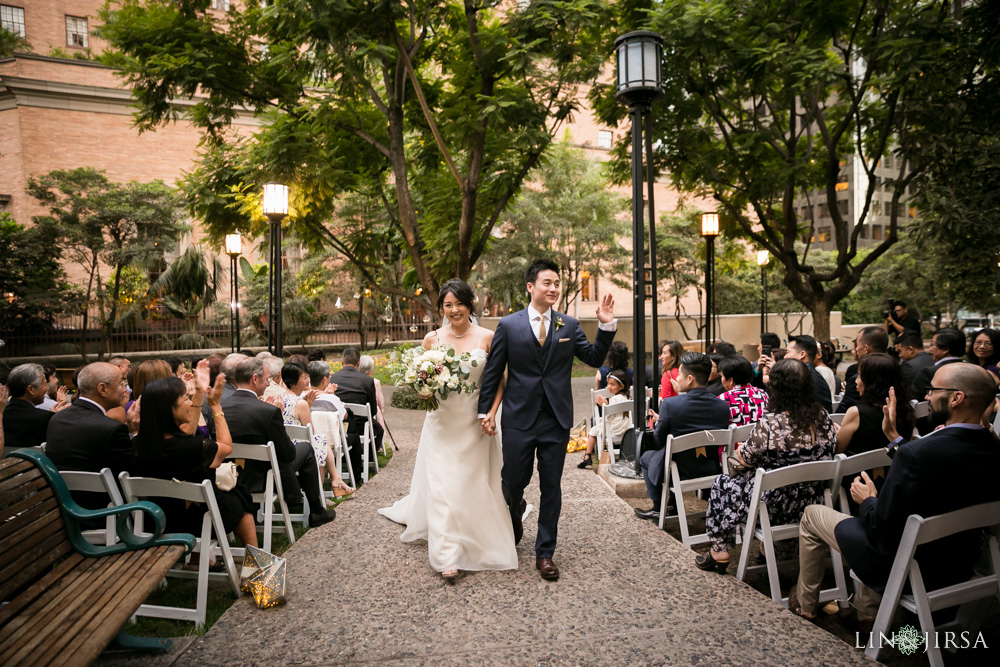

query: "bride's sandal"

left=441, top=568, right=459, bottom=580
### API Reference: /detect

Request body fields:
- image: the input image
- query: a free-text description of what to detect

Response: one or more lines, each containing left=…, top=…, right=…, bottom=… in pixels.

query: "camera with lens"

left=881, top=299, right=896, bottom=320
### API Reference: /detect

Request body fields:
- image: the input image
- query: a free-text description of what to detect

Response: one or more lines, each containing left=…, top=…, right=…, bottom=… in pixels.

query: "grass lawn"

left=127, top=447, right=394, bottom=638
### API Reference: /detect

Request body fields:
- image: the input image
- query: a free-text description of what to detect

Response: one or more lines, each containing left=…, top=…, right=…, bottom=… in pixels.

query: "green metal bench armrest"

left=7, top=450, right=196, bottom=557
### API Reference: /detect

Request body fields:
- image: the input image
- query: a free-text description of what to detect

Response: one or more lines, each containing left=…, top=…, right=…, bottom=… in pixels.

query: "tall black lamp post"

left=615, top=30, right=663, bottom=459
left=757, top=249, right=769, bottom=335
left=225, top=233, right=243, bottom=353
left=701, top=212, right=719, bottom=352
left=263, top=182, right=289, bottom=357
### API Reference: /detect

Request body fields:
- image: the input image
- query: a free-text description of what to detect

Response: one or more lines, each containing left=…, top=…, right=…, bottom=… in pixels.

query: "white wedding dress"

left=378, top=334, right=517, bottom=572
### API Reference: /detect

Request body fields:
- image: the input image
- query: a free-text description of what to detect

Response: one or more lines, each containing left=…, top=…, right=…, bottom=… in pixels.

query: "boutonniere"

left=555, top=316, right=565, bottom=331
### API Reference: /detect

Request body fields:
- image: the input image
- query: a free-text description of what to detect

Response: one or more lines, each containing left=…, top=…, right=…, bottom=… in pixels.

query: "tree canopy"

left=594, top=0, right=992, bottom=339
left=99, top=0, right=615, bottom=313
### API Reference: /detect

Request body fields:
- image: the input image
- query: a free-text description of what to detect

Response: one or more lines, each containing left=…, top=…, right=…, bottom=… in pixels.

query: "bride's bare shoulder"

left=480, top=327, right=495, bottom=351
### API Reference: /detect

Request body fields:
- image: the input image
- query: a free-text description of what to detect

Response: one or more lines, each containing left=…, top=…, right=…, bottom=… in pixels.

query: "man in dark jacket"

left=3, top=363, right=56, bottom=448
left=221, top=356, right=335, bottom=527
left=791, top=363, right=1000, bottom=623
left=635, top=353, right=730, bottom=522
left=331, top=347, right=383, bottom=472
left=836, top=327, right=889, bottom=413
left=895, top=330, right=934, bottom=387
left=785, top=335, right=834, bottom=413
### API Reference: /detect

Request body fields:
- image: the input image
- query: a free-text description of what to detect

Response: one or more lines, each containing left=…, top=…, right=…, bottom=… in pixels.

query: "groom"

left=478, top=259, right=616, bottom=580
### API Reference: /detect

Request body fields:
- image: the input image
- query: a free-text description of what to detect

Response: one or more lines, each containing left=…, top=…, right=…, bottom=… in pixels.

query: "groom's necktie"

left=535, top=315, right=547, bottom=346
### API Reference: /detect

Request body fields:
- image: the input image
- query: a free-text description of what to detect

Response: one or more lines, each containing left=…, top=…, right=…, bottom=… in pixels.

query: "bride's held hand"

left=480, top=415, right=497, bottom=436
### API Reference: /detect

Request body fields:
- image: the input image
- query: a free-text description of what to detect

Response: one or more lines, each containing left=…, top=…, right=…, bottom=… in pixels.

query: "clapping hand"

left=126, top=397, right=141, bottom=434
left=851, top=471, right=878, bottom=504
left=595, top=293, right=615, bottom=324
left=206, top=373, right=226, bottom=408
left=881, top=386, right=900, bottom=441
left=595, top=395, right=608, bottom=407
left=324, top=382, right=338, bottom=394
left=302, top=388, right=320, bottom=407
left=0, top=384, right=9, bottom=412
left=193, top=359, right=211, bottom=395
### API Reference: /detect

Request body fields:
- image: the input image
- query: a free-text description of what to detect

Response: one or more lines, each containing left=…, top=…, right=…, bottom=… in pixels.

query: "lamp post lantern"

left=757, top=249, right=770, bottom=335
left=701, top=212, right=720, bottom=352
left=615, top=30, right=663, bottom=468
left=225, top=233, right=243, bottom=353
left=262, top=182, right=289, bottom=357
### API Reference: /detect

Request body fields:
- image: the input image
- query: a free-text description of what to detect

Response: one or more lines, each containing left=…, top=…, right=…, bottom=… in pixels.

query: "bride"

left=378, top=280, right=517, bottom=579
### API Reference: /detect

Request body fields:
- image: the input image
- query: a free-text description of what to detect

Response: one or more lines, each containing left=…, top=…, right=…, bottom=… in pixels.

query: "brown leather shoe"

left=536, top=557, right=559, bottom=580
left=512, top=499, right=526, bottom=545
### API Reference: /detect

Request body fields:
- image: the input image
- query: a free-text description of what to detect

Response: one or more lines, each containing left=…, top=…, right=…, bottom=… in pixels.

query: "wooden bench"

left=0, top=450, right=196, bottom=666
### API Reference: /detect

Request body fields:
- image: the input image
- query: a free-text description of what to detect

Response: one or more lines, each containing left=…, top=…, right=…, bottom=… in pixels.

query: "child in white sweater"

left=577, top=369, right=632, bottom=469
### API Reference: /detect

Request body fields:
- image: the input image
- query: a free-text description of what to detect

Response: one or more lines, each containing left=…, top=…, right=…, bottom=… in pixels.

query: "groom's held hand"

left=596, top=293, right=615, bottom=324
left=480, top=416, right=497, bottom=436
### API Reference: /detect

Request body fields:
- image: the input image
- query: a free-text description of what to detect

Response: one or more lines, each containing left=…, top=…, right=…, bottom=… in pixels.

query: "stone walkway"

left=152, top=379, right=866, bottom=665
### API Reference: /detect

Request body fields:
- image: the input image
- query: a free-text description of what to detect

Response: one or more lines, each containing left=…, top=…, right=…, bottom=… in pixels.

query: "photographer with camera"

left=884, top=300, right=921, bottom=336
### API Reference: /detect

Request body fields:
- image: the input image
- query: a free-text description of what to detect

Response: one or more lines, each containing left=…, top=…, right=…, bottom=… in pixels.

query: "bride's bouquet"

left=388, top=345, right=479, bottom=411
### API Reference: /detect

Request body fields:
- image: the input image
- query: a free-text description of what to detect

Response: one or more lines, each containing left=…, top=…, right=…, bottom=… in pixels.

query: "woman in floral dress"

left=695, top=358, right=836, bottom=573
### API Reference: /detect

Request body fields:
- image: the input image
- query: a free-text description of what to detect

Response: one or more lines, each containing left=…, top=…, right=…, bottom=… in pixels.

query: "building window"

left=1, top=5, right=25, bottom=37
left=818, top=203, right=829, bottom=218
left=598, top=130, right=613, bottom=149
left=580, top=272, right=596, bottom=302
left=872, top=225, right=883, bottom=240
left=908, top=205, right=918, bottom=219
left=65, top=16, right=88, bottom=48
left=860, top=225, right=868, bottom=239
left=871, top=200, right=881, bottom=216
left=837, top=200, right=848, bottom=216
left=835, top=174, right=849, bottom=192
left=817, top=227, right=831, bottom=243
left=212, top=0, right=231, bottom=10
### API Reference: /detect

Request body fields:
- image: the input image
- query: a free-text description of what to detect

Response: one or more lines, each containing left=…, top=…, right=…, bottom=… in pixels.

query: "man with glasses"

left=2, top=363, right=62, bottom=448
left=885, top=300, right=921, bottom=337
left=788, top=363, right=1000, bottom=630
left=46, top=362, right=136, bottom=489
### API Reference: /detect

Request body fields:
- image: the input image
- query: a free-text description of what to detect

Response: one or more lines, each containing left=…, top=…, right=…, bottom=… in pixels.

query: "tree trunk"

left=811, top=304, right=832, bottom=342
left=358, top=296, right=366, bottom=352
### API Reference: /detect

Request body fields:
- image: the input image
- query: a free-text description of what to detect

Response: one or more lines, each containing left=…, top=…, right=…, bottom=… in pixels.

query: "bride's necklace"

left=449, top=322, right=473, bottom=338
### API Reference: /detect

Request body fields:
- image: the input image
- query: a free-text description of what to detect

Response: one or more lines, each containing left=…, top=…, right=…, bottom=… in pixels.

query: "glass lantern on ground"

left=614, top=30, right=663, bottom=472
left=225, top=233, right=243, bottom=352
left=701, top=212, right=720, bottom=352
left=262, top=182, right=289, bottom=356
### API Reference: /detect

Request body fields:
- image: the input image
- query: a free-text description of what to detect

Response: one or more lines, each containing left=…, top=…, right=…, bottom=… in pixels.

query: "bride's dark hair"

left=437, top=279, right=477, bottom=315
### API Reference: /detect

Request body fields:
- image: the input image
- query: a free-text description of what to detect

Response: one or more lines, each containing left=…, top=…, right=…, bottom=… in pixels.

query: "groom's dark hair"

left=678, top=352, right=712, bottom=386
left=525, top=259, right=560, bottom=286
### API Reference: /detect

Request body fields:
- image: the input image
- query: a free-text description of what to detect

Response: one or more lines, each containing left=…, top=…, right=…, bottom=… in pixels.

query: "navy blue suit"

left=478, top=309, right=614, bottom=558
left=639, top=387, right=730, bottom=507
left=835, top=425, right=1000, bottom=592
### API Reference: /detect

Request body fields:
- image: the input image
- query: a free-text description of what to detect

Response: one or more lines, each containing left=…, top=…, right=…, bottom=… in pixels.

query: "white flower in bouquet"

left=388, top=343, right=478, bottom=411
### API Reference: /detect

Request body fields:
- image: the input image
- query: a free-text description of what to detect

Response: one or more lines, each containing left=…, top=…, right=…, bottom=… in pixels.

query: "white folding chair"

left=596, top=400, right=634, bottom=464
left=832, top=393, right=844, bottom=409
left=829, top=413, right=847, bottom=426
left=344, top=402, right=379, bottom=482
left=119, top=474, right=241, bottom=628
left=834, top=449, right=892, bottom=514
left=312, top=410, right=357, bottom=489
left=861, top=501, right=1000, bottom=667
left=992, top=394, right=1000, bottom=433
left=735, top=459, right=848, bottom=608
left=722, top=423, right=755, bottom=476
left=590, top=388, right=612, bottom=426
left=657, top=428, right=730, bottom=546
left=912, top=399, right=931, bottom=419
left=285, top=423, right=320, bottom=527
left=227, top=441, right=296, bottom=552
left=61, top=468, right=125, bottom=546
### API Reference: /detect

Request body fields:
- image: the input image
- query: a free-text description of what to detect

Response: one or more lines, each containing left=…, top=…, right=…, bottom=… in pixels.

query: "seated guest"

left=221, top=357, right=335, bottom=527
left=331, top=347, right=384, bottom=460
left=968, top=327, right=1000, bottom=385
left=577, top=370, right=632, bottom=469
left=359, top=355, right=388, bottom=432
left=262, top=355, right=286, bottom=398
left=836, top=353, right=914, bottom=456
left=218, top=353, right=245, bottom=401
left=910, top=328, right=966, bottom=400
left=718, top=355, right=768, bottom=427
left=658, top=340, right=685, bottom=399
left=789, top=364, right=1000, bottom=626
left=108, top=357, right=131, bottom=397
left=815, top=341, right=841, bottom=402
left=705, top=354, right=726, bottom=396
left=130, top=359, right=173, bottom=405
left=635, top=353, right=730, bottom=522
left=47, top=362, right=136, bottom=481
left=308, top=349, right=327, bottom=362
left=784, top=335, right=833, bottom=412
left=711, top=341, right=738, bottom=356
left=163, top=356, right=186, bottom=378
left=3, top=363, right=62, bottom=448
left=751, top=332, right=782, bottom=388
left=895, top=330, right=934, bottom=387
left=133, top=371, right=258, bottom=556
left=277, top=362, right=353, bottom=495
left=697, top=359, right=837, bottom=573
left=308, top=361, right=347, bottom=418
left=594, top=341, right=633, bottom=391
left=837, top=327, right=889, bottom=413
left=37, top=363, right=64, bottom=411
